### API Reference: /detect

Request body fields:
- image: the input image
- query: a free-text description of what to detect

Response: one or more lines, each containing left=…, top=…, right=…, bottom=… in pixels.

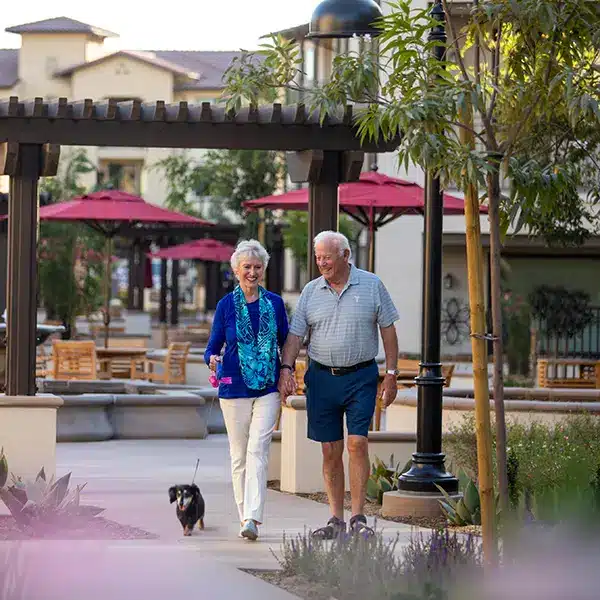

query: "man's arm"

left=380, top=324, right=399, bottom=407
left=380, top=324, right=399, bottom=370
left=281, top=333, right=303, bottom=368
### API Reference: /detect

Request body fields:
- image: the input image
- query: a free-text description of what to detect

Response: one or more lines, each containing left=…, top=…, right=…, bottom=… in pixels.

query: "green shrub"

left=444, top=413, right=600, bottom=520
left=366, top=455, right=412, bottom=505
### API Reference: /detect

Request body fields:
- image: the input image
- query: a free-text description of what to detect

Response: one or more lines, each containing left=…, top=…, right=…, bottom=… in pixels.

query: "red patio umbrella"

left=149, top=238, right=235, bottom=263
left=243, top=171, right=487, bottom=272
left=38, top=190, right=212, bottom=346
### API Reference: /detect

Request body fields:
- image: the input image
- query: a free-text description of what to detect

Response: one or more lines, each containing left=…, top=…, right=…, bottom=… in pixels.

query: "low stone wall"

left=56, top=391, right=210, bottom=441
left=387, top=388, right=600, bottom=435
left=444, top=386, right=600, bottom=402
left=109, top=394, right=208, bottom=439
left=270, top=396, right=417, bottom=494
left=0, top=394, right=62, bottom=480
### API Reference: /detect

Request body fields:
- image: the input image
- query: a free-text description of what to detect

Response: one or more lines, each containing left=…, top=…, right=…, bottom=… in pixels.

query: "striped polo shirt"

left=290, top=264, right=399, bottom=368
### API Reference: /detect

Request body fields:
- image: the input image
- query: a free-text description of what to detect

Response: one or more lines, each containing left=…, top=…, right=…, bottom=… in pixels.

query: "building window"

left=97, top=160, right=143, bottom=194
left=115, top=62, right=130, bottom=76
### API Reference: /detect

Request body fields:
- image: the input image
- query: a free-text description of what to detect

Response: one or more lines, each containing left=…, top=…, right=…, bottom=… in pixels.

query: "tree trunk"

left=460, top=105, right=497, bottom=564
left=487, top=165, right=509, bottom=517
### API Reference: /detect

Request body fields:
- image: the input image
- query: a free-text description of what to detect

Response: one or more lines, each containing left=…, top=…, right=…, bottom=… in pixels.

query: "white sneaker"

left=239, top=520, right=258, bottom=541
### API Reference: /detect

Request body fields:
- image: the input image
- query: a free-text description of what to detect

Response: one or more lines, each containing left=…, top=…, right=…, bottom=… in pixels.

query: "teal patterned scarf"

left=233, top=285, right=278, bottom=390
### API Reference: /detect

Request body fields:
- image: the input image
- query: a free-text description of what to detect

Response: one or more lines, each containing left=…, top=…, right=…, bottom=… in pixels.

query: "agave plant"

left=436, top=476, right=482, bottom=527
left=0, top=448, right=104, bottom=532
left=366, top=455, right=411, bottom=504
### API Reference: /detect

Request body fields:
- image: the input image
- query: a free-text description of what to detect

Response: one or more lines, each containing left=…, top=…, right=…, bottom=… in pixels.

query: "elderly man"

left=279, top=230, right=399, bottom=538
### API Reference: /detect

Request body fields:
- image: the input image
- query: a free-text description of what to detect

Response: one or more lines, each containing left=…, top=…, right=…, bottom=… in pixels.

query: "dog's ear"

left=168, top=486, right=178, bottom=503
left=190, top=484, right=200, bottom=497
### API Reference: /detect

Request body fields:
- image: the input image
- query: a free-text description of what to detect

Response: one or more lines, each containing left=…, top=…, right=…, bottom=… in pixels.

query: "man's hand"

left=381, top=373, right=397, bottom=408
left=278, top=369, right=297, bottom=404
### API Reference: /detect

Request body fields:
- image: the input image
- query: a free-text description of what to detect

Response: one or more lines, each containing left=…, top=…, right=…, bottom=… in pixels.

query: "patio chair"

left=133, top=342, right=191, bottom=384
left=36, top=345, right=51, bottom=378
left=51, top=340, right=98, bottom=380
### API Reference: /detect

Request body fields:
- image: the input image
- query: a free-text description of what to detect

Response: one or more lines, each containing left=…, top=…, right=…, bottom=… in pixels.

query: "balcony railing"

left=535, top=306, right=600, bottom=359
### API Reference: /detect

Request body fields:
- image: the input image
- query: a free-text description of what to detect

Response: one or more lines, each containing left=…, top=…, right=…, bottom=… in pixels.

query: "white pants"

left=220, top=392, right=280, bottom=523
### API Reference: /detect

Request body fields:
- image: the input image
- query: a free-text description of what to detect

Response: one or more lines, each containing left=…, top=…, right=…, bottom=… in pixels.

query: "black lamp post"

left=307, top=0, right=458, bottom=495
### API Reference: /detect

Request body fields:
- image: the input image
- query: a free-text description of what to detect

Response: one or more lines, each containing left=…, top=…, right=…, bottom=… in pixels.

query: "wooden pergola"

left=0, top=96, right=399, bottom=396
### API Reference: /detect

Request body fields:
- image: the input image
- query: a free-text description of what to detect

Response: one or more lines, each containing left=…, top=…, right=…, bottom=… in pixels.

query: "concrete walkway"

left=55, top=436, right=416, bottom=568
left=0, top=436, right=419, bottom=599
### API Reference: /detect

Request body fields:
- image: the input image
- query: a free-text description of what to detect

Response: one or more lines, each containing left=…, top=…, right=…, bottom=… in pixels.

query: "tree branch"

left=441, top=0, right=472, bottom=87
left=502, top=4, right=570, bottom=155
left=486, top=22, right=503, bottom=123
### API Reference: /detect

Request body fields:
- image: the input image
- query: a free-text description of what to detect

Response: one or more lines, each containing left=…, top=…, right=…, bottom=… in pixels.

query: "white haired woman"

left=204, top=239, right=289, bottom=541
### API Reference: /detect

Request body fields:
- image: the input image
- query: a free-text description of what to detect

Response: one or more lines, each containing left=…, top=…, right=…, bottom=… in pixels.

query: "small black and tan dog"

left=168, top=484, right=205, bottom=536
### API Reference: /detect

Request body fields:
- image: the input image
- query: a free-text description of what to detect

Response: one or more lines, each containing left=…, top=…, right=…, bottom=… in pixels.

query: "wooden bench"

left=537, top=358, right=598, bottom=389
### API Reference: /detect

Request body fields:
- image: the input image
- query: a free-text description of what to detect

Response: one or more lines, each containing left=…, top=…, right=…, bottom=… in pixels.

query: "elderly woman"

left=205, top=239, right=289, bottom=541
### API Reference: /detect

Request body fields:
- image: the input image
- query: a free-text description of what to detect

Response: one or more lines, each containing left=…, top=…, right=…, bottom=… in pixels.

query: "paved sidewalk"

left=55, top=436, right=416, bottom=569
left=0, top=437, right=419, bottom=599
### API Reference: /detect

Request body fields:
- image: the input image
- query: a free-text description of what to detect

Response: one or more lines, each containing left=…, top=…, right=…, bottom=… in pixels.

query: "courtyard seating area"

left=35, top=321, right=195, bottom=384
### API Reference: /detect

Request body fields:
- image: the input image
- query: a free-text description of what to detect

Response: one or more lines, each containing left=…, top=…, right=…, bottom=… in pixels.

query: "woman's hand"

left=209, top=355, right=220, bottom=372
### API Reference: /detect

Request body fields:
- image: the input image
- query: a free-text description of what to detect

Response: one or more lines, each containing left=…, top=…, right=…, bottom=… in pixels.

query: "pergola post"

left=170, top=259, right=179, bottom=326
left=1, top=142, right=60, bottom=396
left=266, top=224, right=284, bottom=296
left=158, top=236, right=168, bottom=347
left=205, top=262, right=220, bottom=312
left=287, top=149, right=364, bottom=279
left=127, top=243, right=136, bottom=310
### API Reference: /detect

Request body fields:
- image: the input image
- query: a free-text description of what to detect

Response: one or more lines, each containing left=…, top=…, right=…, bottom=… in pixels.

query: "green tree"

left=38, top=149, right=105, bottom=337
left=283, top=211, right=359, bottom=271
left=151, top=153, right=203, bottom=217
left=154, top=149, right=285, bottom=237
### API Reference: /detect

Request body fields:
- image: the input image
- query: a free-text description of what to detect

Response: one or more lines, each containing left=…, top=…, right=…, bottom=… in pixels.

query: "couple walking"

left=205, top=231, right=399, bottom=541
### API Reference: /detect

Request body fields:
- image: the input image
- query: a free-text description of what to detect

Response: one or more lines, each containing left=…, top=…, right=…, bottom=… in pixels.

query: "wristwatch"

left=386, top=369, right=399, bottom=376
left=281, top=364, right=294, bottom=372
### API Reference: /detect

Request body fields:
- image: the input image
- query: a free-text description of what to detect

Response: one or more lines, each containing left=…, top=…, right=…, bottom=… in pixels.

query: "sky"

left=0, top=1, right=315, bottom=51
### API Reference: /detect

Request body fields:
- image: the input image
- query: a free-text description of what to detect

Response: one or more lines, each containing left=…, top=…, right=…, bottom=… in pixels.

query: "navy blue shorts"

left=304, top=360, right=379, bottom=442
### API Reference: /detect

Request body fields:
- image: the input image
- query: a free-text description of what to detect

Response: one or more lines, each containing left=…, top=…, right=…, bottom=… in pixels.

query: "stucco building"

left=0, top=16, right=240, bottom=205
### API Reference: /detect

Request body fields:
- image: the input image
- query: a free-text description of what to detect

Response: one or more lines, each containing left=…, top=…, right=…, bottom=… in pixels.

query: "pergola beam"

left=0, top=97, right=400, bottom=153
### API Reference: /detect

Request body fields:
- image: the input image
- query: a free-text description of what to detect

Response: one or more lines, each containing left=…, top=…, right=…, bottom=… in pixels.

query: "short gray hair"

left=313, top=230, right=352, bottom=259
left=230, top=239, right=270, bottom=271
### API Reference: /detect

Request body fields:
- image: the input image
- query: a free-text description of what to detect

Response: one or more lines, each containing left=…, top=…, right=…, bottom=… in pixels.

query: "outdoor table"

left=96, top=347, right=149, bottom=380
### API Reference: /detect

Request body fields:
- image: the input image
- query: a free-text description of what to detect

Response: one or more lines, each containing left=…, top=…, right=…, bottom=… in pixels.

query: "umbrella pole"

left=368, top=207, right=376, bottom=273
left=103, top=237, right=112, bottom=349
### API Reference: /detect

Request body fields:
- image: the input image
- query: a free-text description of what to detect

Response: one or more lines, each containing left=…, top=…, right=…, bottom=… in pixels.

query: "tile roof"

left=0, top=50, right=18, bottom=88
left=55, top=50, right=199, bottom=78
left=151, top=51, right=243, bottom=90
left=0, top=46, right=245, bottom=92
left=5, top=17, right=118, bottom=39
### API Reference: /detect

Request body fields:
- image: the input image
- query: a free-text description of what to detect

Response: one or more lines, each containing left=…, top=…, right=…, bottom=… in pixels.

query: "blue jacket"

left=204, top=290, right=289, bottom=398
